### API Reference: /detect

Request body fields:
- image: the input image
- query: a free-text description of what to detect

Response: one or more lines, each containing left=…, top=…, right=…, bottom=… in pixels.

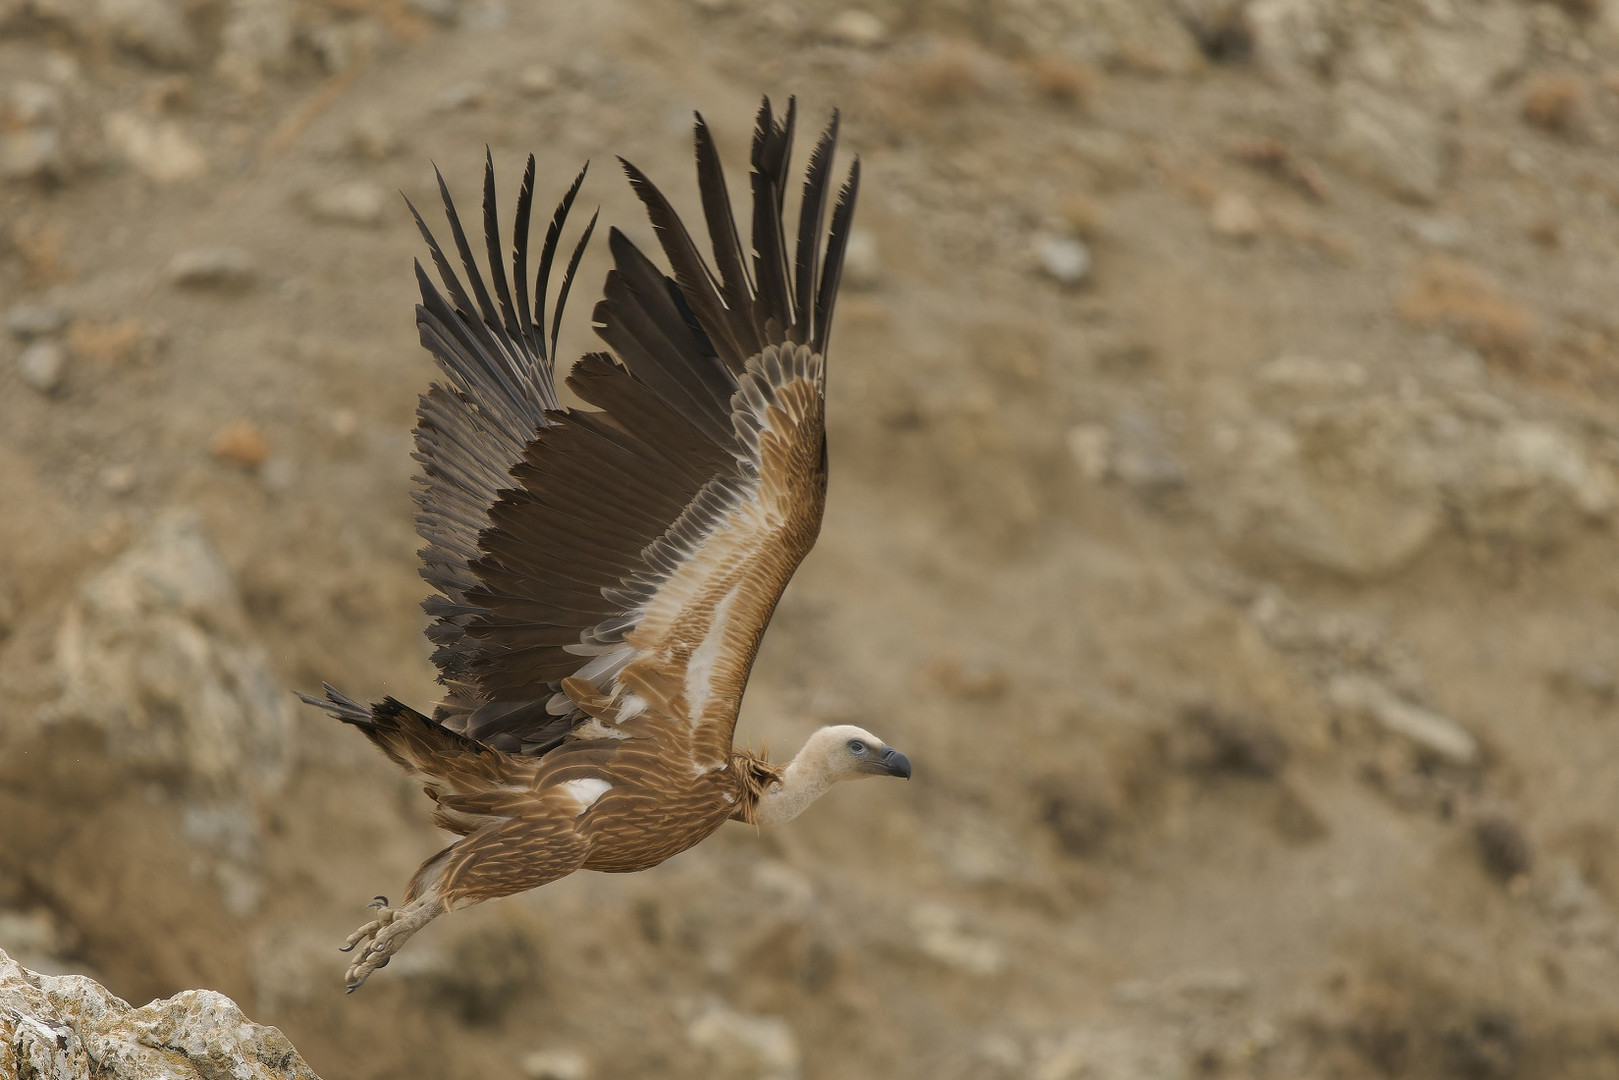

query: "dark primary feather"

left=404, top=156, right=593, bottom=732
left=693, top=117, right=754, bottom=351
left=748, top=97, right=797, bottom=344
left=815, top=158, right=860, bottom=360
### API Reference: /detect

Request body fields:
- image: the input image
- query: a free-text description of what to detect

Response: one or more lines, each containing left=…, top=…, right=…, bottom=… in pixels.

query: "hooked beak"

left=881, top=746, right=912, bottom=779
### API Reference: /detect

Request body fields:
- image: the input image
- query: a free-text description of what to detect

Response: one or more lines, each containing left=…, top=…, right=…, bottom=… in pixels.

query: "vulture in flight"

left=301, top=98, right=910, bottom=992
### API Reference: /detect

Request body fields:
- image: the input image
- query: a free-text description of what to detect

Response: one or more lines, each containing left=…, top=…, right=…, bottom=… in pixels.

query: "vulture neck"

left=751, top=744, right=837, bottom=827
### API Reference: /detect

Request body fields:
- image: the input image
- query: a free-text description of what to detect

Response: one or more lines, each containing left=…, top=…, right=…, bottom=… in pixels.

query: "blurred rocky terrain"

left=4, top=0, right=1619, bottom=1077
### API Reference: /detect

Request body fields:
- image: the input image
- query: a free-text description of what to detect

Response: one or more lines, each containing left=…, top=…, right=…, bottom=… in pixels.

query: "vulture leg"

left=342, top=894, right=447, bottom=993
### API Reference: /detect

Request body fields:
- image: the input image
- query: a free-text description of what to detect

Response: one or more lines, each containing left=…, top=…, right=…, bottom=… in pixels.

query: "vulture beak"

left=881, top=746, right=912, bottom=779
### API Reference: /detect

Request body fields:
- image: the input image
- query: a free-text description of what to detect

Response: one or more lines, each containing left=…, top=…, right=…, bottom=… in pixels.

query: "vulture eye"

left=848, top=740, right=868, bottom=755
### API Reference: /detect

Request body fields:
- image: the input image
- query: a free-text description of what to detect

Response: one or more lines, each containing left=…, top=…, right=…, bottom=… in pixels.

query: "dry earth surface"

left=4, top=0, right=1619, bottom=1077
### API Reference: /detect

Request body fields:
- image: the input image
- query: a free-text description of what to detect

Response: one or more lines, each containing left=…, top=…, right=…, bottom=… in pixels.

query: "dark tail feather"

left=298, top=682, right=373, bottom=726
left=298, top=685, right=496, bottom=775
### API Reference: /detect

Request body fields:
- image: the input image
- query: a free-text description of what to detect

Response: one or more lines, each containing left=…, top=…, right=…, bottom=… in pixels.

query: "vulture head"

left=753, top=724, right=911, bottom=827
left=813, top=723, right=913, bottom=781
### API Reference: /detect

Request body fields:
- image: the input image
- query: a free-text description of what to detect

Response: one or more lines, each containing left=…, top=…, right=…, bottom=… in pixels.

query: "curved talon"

left=367, top=895, right=389, bottom=909
left=339, top=894, right=443, bottom=992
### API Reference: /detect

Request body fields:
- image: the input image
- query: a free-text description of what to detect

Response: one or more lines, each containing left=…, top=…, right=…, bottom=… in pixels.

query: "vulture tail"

left=299, top=684, right=497, bottom=777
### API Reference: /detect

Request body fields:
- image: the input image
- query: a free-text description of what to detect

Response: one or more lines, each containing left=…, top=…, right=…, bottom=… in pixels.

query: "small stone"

left=143, top=74, right=193, bottom=113
left=517, top=63, right=558, bottom=96
left=1168, top=967, right=1254, bottom=1001
left=215, top=0, right=295, bottom=94
left=99, top=464, right=137, bottom=494
left=259, top=456, right=296, bottom=493
left=1209, top=191, right=1264, bottom=240
left=842, top=228, right=881, bottom=290
left=1398, top=257, right=1535, bottom=364
left=1035, top=234, right=1092, bottom=286
left=346, top=111, right=398, bottom=160
left=1066, top=424, right=1112, bottom=481
left=1522, top=75, right=1587, bottom=136
left=302, top=21, right=378, bottom=74
left=1179, top=705, right=1289, bottom=778
left=686, top=1002, right=800, bottom=1080
left=405, top=0, right=459, bottom=22
left=520, top=1047, right=590, bottom=1080
left=17, top=340, right=66, bottom=394
left=99, top=0, right=200, bottom=68
left=67, top=317, right=154, bottom=366
left=1111, top=408, right=1184, bottom=499
left=303, top=180, right=388, bottom=227
left=1327, top=673, right=1479, bottom=766
left=6, top=81, right=62, bottom=126
left=167, top=247, right=256, bottom=291
left=210, top=419, right=269, bottom=467
left=329, top=407, right=359, bottom=440
left=434, top=81, right=489, bottom=112
left=1501, top=422, right=1615, bottom=517
left=0, top=128, right=68, bottom=182
left=1256, top=354, right=1368, bottom=397
left=908, top=902, right=1005, bottom=976
left=104, top=111, right=208, bottom=183
left=6, top=304, right=68, bottom=340
left=1333, top=82, right=1443, bottom=203
left=977, top=1033, right=1025, bottom=1071
left=827, top=8, right=886, bottom=47
left=1473, top=810, right=1532, bottom=884
left=1406, top=215, right=1466, bottom=251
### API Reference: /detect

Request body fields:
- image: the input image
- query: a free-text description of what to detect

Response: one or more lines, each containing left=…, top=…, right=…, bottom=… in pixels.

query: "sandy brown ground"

left=5, top=0, right=1619, bottom=1077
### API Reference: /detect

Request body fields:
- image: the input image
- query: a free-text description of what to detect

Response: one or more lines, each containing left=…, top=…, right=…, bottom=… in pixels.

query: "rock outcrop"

left=0, top=947, right=319, bottom=1080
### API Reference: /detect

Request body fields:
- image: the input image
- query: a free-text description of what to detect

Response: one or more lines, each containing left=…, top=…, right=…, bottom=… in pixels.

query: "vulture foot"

left=341, top=894, right=445, bottom=992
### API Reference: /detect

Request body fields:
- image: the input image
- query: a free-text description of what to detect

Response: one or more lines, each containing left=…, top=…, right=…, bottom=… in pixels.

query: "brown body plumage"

left=301, top=99, right=910, bottom=992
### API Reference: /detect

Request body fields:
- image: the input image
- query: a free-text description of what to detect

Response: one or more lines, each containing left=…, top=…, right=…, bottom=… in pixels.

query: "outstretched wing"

left=407, top=150, right=596, bottom=748
left=452, top=97, right=859, bottom=761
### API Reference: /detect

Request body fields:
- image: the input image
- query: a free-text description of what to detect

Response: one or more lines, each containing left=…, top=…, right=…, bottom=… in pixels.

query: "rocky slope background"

left=4, top=0, right=1619, bottom=1077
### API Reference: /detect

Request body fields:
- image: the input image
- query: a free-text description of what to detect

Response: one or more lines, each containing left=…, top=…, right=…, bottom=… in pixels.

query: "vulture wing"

left=408, top=148, right=597, bottom=751
left=415, top=98, right=859, bottom=763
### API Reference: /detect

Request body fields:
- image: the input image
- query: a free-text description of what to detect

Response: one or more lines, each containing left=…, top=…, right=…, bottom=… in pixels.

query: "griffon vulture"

left=301, top=99, right=910, bottom=992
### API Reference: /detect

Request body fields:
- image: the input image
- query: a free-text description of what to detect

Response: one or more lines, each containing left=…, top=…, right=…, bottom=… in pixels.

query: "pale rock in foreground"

left=0, top=947, right=320, bottom=1080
